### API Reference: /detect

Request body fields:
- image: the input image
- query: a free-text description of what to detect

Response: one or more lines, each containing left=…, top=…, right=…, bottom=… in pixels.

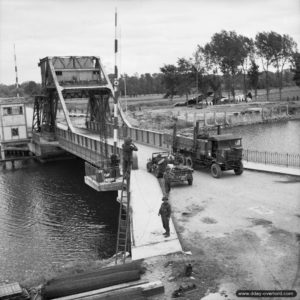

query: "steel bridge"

left=29, top=56, right=182, bottom=261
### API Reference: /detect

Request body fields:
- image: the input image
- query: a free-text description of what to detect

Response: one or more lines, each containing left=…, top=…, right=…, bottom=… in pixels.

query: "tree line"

left=160, top=30, right=299, bottom=101
left=1, top=30, right=299, bottom=100
left=0, top=81, right=41, bottom=99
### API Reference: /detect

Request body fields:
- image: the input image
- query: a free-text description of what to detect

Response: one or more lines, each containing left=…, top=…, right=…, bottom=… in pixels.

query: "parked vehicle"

left=146, top=152, right=193, bottom=185
left=165, top=164, right=194, bottom=185
left=146, top=152, right=170, bottom=178
left=164, top=123, right=244, bottom=178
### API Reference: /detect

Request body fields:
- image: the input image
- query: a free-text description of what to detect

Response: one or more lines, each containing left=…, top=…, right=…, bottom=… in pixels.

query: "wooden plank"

left=53, top=280, right=149, bottom=300
left=53, top=280, right=164, bottom=300
left=0, top=282, right=23, bottom=297
left=79, top=288, right=145, bottom=300
left=141, top=281, right=165, bottom=297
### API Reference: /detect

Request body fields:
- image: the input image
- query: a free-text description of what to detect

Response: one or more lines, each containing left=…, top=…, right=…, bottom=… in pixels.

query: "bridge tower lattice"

left=32, top=56, right=114, bottom=146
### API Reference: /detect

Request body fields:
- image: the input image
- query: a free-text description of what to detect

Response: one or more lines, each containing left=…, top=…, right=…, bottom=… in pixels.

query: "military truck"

left=146, top=152, right=193, bottom=185
left=165, top=123, right=243, bottom=178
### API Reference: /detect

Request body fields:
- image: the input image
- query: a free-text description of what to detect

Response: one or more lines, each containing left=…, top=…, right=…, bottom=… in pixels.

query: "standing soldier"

left=163, top=165, right=172, bottom=194
left=122, top=137, right=138, bottom=176
left=158, top=196, right=171, bottom=237
left=110, top=153, right=120, bottom=180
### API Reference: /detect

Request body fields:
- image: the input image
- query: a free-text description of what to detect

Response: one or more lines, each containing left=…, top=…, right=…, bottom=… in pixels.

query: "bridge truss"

left=32, top=56, right=115, bottom=137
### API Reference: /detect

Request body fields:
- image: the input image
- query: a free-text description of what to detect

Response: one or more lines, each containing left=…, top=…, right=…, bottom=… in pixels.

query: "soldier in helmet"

left=163, top=165, right=172, bottom=194
left=122, top=136, right=138, bottom=175
left=158, top=196, right=171, bottom=237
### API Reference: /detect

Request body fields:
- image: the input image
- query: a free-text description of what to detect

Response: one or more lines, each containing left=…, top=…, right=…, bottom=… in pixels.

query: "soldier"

left=163, top=165, right=172, bottom=194
left=158, top=196, right=171, bottom=237
left=110, top=153, right=120, bottom=180
left=122, top=137, right=138, bottom=175
left=174, top=152, right=184, bottom=166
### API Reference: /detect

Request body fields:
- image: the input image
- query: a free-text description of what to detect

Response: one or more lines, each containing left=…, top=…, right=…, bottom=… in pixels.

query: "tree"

left=255, top=31, right=279, bottom=101
left=291, top=52, right=300, bottom=87
left=248, top=60, right=260, bottom=100
left=205, top=30, right=249, bottom=101
left=271, top=34, right=297, bottom=100
left=176, top=58, right=194, bottom=100
left=160, top=64, right=178, bottom=101
left=239, top=36, right=254, bottom=97
left=193, top=45, right=210, bottom=95
left=22, top=81, right=41, bottom=96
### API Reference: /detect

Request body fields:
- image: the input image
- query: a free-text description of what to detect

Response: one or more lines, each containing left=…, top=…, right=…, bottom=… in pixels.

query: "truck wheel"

left=234, top=162, right=244, bottom=175
left=187, top=178, right=193, bottom=185
left=185, top=156, right=193, bottom=168
left=211, top=163, right=222, bottom=178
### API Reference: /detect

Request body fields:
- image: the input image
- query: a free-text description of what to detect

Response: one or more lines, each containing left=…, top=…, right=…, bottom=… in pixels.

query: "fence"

left=85, top=121, right=300, bottom=169
left=243, top=149, right=300, bottom=168
left=55, top=127, right=122, bottom=165
left=86, top=121, right=171, bottom=150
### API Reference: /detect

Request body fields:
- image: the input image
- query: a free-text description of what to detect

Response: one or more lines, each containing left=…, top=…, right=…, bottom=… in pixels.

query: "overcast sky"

left=0, top=0, right=299, bottom=84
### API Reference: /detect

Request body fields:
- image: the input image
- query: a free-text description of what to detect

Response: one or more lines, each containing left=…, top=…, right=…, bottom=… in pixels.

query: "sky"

left=0, top=0, right=299, bottom=84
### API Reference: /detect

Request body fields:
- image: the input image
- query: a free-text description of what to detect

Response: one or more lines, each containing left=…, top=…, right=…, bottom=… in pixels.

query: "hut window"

left=3, top=107, right=12, bottom=115
left=11, top=128, right=19, bottom=137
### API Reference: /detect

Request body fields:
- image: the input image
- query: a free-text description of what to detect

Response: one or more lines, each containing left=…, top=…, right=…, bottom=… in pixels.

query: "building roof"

left=0, top=97, right=26, bottom=106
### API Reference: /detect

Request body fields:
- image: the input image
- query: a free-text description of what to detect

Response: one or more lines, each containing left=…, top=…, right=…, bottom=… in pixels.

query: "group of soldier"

left=110, top=136, right=172, bottom=239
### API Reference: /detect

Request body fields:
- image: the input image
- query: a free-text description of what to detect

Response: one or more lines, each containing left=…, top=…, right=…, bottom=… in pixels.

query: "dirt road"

left=168, top=168, right=300, bottom=299
left=134, top=142, right=299, bottom=299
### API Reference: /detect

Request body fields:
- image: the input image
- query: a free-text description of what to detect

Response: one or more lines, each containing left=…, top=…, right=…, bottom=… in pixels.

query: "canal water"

left=223, top=120, right=300, bottom=154
left=0, top=159, right=119, bottom=284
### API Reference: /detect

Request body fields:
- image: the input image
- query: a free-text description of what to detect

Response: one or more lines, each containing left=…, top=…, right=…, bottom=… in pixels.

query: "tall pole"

left=14, top=44, right=19, bottom=98
left=124, top=74, right=127, bottom=111
left=113, top=8, right=119, bottom=154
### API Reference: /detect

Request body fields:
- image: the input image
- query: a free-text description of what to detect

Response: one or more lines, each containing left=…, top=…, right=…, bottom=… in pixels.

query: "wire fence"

left=243, top=149, right=300, bottom=168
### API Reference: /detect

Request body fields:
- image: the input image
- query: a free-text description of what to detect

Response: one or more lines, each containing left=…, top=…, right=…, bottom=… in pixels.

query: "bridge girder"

left=33, top=56, right=115, bottom=135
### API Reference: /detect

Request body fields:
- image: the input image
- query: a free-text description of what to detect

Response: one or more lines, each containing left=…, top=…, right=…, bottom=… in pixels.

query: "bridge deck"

left=130, top=143, right=182, bottom=260
left=57, top=124, right=182, bottom=260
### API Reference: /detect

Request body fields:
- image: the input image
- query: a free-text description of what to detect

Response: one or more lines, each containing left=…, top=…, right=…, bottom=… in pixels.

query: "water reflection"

left=223, top=120, right=300, bottom=154
left=0, top=159, right=119, bottom=283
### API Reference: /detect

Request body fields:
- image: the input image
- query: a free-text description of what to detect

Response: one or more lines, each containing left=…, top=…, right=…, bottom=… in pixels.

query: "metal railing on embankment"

left=243, top=149, right=300, bottom=168
left=85, top=122, right=300, bottom=169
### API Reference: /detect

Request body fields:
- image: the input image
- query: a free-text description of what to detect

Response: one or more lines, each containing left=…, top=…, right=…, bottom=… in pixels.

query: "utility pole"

left=196, top=68, right=198, bottom=95
left=14, top=44, right=19, bottom=98
left=123, top=74, right=127, bottom=111
left=113, top=8, right=119, bottom=154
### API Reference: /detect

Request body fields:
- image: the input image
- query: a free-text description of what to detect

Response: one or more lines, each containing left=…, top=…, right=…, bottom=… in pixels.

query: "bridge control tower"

left=30, top=56, right=115, bottom=159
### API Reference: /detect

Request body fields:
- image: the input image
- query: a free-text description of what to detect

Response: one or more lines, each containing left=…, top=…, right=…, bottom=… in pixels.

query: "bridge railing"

left=56, top=127, right=122, bottom=164
left=85, top=161, right=121, bottom=182
left=243, top=149, right=300, bottom=168
left=85, top=121, right=300, bottom=169
left=86, top=121, right=171, bottom=150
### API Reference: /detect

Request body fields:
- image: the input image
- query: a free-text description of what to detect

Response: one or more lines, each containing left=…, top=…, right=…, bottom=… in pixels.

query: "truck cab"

left=206, top=134, right=243, bottom=177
